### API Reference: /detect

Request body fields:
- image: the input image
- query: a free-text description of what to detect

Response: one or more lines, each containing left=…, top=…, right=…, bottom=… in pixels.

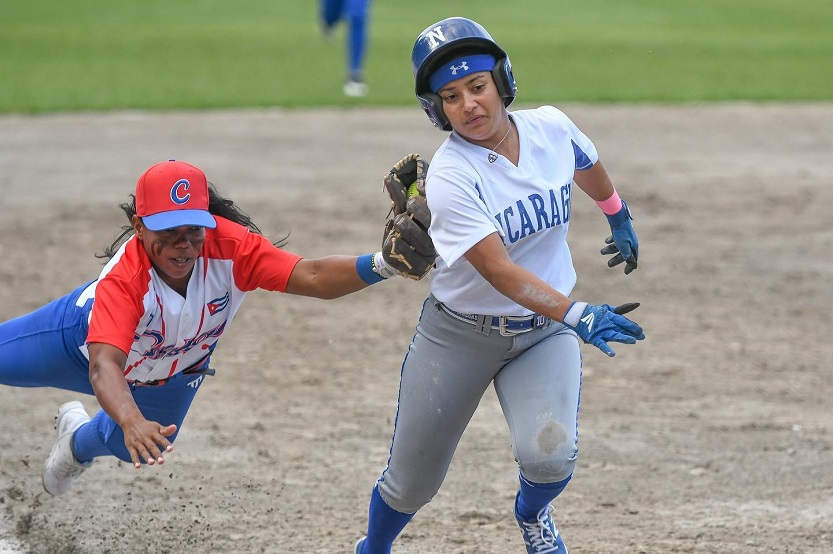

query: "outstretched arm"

left=284, top=255, right=382, bottom=299
left=87, top=342, right=176, bottom=468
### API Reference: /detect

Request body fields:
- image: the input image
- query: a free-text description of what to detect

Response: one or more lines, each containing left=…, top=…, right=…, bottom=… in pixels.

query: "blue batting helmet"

left=412, top=17, right=517, bottom=131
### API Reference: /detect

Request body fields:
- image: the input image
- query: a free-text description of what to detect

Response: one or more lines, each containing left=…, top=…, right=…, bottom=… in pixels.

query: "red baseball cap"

left=135, top=160, right=217, bottom=231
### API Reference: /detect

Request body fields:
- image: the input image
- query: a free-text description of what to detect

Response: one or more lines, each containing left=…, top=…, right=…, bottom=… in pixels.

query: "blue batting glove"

left=600, top=200, right=638, bottom=275
left=564, top=302, right=645, bottom=357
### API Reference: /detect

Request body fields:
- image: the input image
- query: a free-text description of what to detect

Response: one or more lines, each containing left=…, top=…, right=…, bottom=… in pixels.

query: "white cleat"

left=42, top=401, right=94, bottom=496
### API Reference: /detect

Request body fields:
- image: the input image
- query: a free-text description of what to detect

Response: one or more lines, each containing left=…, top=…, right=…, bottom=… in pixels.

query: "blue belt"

left=438, top=303, right=553, bottom=336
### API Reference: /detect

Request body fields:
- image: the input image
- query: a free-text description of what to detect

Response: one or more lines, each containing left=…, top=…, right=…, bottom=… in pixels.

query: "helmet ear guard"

left=417, top=94, right=450, bottom=131
left=492, top=56, right=517, bottom=103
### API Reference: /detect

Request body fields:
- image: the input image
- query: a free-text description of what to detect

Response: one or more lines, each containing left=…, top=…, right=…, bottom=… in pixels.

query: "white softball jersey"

left=426, top=105, right=598, bottom=316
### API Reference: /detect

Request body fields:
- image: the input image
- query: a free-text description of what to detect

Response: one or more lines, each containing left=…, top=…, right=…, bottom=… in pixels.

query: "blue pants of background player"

left=320, top=0, right=371, bottom=82
left=0, top=282, right=206, bottom=464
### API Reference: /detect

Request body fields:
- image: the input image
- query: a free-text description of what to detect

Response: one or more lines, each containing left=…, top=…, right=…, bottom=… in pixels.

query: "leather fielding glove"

left=381, top=154, right=437, bottom=280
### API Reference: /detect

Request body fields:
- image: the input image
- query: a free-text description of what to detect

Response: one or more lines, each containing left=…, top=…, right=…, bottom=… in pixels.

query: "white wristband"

left=563, top=302, right=588, bottom=327
left=372, top=251, right=396, bottom=279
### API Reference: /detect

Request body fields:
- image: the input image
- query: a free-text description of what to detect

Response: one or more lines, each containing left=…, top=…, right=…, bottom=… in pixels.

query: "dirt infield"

left=1, top=104, right=832, bottom=554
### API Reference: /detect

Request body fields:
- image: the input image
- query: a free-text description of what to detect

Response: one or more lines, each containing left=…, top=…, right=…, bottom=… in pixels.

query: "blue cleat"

left=514, top=496, right=568, bottom=553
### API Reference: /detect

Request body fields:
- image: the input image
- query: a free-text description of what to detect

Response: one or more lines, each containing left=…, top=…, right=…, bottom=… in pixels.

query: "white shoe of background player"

left=343, top=79, right=368, bottom=97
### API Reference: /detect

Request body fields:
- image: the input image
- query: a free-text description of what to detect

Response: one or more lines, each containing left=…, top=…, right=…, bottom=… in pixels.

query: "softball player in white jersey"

left=355, top=17, right=644, bottom=554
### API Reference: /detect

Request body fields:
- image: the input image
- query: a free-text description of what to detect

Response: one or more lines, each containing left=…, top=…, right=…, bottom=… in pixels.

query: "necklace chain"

left=488, top=120, right=513, bottom=163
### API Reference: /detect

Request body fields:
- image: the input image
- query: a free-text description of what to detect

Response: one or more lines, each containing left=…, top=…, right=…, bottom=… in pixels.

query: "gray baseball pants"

left=376, top=294, right=583, bottom=514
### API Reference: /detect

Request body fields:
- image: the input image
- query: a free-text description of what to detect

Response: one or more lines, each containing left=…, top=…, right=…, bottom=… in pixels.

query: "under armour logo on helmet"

left=449, top=61, right=469, bottom=75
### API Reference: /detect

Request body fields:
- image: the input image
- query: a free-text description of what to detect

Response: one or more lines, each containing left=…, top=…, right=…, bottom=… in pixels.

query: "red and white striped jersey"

left=83, top=216, right=302, bottom=383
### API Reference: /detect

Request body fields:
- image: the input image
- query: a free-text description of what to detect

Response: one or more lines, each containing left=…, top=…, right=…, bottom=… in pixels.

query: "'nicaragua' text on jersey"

left=425, top=106, right=598, bottom=316
left=79, top=217, right=301, bottom=383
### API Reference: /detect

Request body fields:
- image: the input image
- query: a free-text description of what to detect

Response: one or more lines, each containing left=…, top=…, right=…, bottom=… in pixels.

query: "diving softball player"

left=0, top=159, right=409, bottom=496
left=354, top=17, right=644, bottom=554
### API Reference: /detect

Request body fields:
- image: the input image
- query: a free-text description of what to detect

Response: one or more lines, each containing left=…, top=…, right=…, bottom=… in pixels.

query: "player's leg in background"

left=342, top=0, right=371, bottom=96
left=319, top=0, right=345, bottom=36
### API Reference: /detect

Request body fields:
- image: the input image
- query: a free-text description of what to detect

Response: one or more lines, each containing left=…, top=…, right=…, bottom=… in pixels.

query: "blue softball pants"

left=0, top=282, right=206, bottom=463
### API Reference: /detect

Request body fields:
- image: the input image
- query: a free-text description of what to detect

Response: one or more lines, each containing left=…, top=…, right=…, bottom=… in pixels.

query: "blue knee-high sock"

left=515, top=473, right=572, bottom=520
left=360, top=485, right=415, bottom=554
left=72, top=420, right=111, bottom=463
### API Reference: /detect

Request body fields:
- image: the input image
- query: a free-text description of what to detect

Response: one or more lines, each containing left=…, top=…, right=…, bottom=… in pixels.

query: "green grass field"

left=1, top=0, right=831, bottom=113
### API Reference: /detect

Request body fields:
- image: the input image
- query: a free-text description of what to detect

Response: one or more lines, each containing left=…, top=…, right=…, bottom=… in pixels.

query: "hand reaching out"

left=564, top=302, right=645, bottom=357
left=122, top=417, right=177, bottom=468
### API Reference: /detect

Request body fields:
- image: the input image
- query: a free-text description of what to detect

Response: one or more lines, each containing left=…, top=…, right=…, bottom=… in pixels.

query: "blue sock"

left=515, top=473, right=572, bottom=521
left=72, top=419, right=112, bottom=463
left=360, top=485, right=414, bottom=554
